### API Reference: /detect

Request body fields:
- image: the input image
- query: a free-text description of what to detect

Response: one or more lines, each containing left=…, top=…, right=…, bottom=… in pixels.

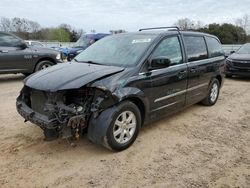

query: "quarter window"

left=151, top=36, right=183, bottom=66
left=184, top=36, right=208, bottom=62
left=205, top=37, right=224, bottom=57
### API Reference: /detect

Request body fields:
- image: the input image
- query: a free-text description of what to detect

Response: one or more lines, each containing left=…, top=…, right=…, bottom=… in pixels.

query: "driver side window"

left=151, top=36, right=183, bottom=66
left=0, top=33, right=23, bottom=47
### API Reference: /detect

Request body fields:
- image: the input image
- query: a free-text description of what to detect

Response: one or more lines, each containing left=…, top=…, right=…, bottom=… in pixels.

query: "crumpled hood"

left=24, top=62, right=124, bottom=92
left=229, top=53, right=250, bottom=61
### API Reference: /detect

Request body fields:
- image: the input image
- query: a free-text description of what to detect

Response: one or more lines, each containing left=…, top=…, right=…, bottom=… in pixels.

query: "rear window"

left=184, top=36, right=208, bottom=62
left=206, top=37, right=224, bottom=57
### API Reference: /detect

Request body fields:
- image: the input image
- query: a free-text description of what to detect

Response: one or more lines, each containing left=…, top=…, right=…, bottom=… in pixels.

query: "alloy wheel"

left=210, top=83, right=218, bottom=103
left=113, top=111, right=137, bottom=144
left=41, top=64, right=51, bottom=70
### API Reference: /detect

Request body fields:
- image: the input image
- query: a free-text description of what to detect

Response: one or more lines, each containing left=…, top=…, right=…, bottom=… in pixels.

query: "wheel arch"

left=33, top=57, right=56, bottom=72
left=87, top=95, right=147, bottom=148
left=215, top=74, right=222, bottom=87
left=120, top=97, right=146, bottom=125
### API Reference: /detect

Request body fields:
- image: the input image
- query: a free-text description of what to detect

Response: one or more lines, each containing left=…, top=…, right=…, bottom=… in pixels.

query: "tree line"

left=174, top=15, right=250, bottom=44
left=1, top=16, right=250, bottom=44
left=0, top=17, right=84, bottom=42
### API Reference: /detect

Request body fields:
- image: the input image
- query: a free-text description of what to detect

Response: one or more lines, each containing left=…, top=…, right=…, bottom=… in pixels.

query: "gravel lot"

left=0, top=74, right=249, bottom=188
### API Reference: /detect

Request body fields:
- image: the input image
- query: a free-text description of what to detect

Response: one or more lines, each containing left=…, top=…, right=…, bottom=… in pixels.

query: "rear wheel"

left=35, top=60, right=54, bottom=72
left=201, top=79, right=220, bottom=106
left=105, top=101, right=141, bottom=151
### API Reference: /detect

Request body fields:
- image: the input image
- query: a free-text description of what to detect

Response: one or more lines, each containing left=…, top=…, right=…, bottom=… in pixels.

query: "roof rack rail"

left=139, top=26, right=180, bottom=32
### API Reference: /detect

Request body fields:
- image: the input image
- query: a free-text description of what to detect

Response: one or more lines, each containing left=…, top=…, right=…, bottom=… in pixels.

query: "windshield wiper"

left=73, top=59, right=102, bottom=65
left=84, top=61, right=102, bottom=65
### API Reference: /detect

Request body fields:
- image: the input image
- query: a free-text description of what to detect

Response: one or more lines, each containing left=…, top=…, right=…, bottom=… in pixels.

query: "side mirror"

left=149, top=57, right=171, bottom=70
left=230, top=50, right=235, bottom=54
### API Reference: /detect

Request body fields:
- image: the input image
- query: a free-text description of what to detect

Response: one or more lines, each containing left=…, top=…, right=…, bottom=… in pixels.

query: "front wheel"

left=105, top=101, right=141, bottom=151
left=22, top=73, right=31, bottom=77
left=35, top=60, right=54, bottom=72
left=225, top=74, right=232, bottom=78
left=201, top=79, right=220, bottom=106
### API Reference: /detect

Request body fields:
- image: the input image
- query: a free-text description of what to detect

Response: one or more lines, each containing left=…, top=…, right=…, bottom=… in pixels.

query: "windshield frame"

left=73, top=36, right=91, bottom=48
left=74, top=33, right=159, bottom=68
left=236, top=43, right=250, bottom=54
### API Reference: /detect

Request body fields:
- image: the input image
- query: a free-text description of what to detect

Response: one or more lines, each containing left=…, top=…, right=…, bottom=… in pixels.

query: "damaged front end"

left=16, top=85, right=118, bottom=141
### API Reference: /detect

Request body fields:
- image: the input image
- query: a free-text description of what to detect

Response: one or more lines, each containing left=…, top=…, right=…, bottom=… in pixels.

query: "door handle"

left=190, top=67, right=197, bottom=73
left=178, top=70, right=187, bottom=79
left=179, top=70, right=187, bottom=74
left=0, top=50, right=8, bottom=53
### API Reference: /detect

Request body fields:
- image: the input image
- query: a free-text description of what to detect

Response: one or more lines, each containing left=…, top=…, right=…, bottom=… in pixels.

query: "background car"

left=225, top=43, right=250, bottom=77
left=67, top=33, right=109, bottom=61
left=0, top=31, right=62, bottom=75
left=25, top=40, right=45, bottom=47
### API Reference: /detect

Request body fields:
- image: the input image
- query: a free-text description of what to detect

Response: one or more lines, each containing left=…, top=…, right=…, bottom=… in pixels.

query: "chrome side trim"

left=154, top=83, right=208, bottom=103
left=192, top=92, right=202, bottom=97
left=185, top=56, right=224, bottom=66
left=186, top=83, right=208, bottom=92
left=152, top=101, right=180, bottom=112
left=154, top=90, right=186, bottom=102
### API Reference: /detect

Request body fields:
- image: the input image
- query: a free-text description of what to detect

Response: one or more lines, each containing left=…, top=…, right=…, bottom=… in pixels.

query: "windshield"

left=75, top=34, right=156, bottom=67
left=237, top=43, right=250, bottom=54
left=73, top=36, right=91, bottom=48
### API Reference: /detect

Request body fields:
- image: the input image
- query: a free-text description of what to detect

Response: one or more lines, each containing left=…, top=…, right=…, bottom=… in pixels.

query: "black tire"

left=225, top=74, right=232, bottom=78
left=35, top=60, right=54, bottom=72
left=105, top=101, right=141, bottom=151
left=67, top=57, right=71, bottom=61
left=201, top=79, right=220, bottom=106
left=22, top=73, right=31, bottom=77
left=61, top=53, right=67, bottom=61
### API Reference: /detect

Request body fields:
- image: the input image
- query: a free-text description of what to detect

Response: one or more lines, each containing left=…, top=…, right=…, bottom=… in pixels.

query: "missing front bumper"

left=16, top=97, right=58, bottom=130
left=16, top=95, right=88, bottom=141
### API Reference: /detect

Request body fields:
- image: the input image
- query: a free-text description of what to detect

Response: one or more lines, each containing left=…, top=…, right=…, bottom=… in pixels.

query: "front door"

left=147, top=35, right=188, bottom=117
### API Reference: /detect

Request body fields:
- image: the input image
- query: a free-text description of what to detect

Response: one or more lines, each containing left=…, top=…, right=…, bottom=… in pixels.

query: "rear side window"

left=184, top=36, right=208, bottom=62
left=205, top=37, right=224, bottom=58
left=0, top=33, right=22, bottom=47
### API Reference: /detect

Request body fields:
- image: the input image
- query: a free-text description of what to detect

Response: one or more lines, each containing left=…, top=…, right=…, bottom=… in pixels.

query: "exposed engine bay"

left=17, top=85, right=117, bottom=141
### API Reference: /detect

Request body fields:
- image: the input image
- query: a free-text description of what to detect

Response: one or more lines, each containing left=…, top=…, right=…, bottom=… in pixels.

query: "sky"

left=0, top=0, right=249, bottom=32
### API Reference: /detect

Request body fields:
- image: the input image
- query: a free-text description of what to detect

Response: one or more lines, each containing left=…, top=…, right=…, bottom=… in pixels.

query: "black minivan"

left=17, top=27, right=225, bottom=151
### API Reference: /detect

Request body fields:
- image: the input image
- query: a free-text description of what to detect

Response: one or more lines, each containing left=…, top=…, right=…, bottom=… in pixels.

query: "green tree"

left=48, top=28, right=71, bottom=42
left=199, top=23, right=247, bottom=44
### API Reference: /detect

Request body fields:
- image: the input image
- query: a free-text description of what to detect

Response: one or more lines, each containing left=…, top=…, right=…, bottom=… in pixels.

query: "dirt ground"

left=0, top=74, right=249, bottom=188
